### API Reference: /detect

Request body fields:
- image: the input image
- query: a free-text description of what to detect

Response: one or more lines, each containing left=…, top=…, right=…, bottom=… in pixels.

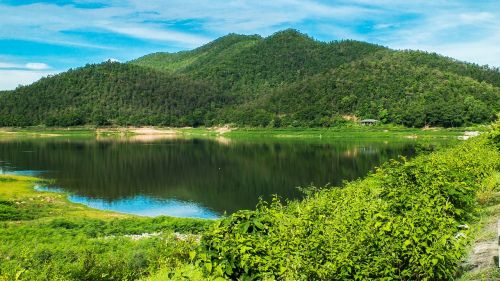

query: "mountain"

left=240, top=51, right=499, bottom=127
left=133, top=30, right=387, bottom=93
left=1, top=29, right=499, bottom=127
left=0, top=63, right=222, bottom=127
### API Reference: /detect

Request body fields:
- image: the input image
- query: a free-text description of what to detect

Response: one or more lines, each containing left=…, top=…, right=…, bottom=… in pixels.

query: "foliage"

left=1, top=125, right=499, bottom=280
left=252, top=52, right=500, bottom=128
left=199, top=128, right=500, bottom=280
left=0, top=175, right=212, bottom=281
left=1, top=30, right=499, bottom=128
left=0, top=62, right=223, bottom=127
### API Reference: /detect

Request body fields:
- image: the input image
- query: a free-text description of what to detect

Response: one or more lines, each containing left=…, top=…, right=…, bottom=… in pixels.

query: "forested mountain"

left=133, top=30, right=387, bottom=94
left=0, top=63, right=222, bottom=126
left=1, top=29, right=499, bottom=127
left=224, top=51, right=499, bottom=127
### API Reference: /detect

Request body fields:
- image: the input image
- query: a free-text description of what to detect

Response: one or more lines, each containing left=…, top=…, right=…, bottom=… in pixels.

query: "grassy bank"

left=219, top=126, right=472, bottom=139
left=0, top=175, right=211, bottom=280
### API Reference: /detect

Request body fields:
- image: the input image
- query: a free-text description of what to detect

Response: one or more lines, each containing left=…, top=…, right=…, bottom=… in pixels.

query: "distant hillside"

left=132, top=33, right=263, bottom=74
left=0, top=63, right=222, bottom=127
left=1, top=29, right=499, bottom=127
left=232, top=52, right=499, bottom=127
left=133, top=30, right=388, bottom=93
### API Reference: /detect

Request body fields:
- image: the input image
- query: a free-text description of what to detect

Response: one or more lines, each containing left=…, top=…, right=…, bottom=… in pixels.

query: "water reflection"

left=0, top=137, right=431, bottom=217
left=70, top=195, right=219, bottom=218
left=34, top=184, right=219, bottom=218
left=0, top=168, right=45, bottom=177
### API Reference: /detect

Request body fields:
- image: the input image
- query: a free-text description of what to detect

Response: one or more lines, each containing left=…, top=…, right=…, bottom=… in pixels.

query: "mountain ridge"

left=0, top=29, right=499, bottom=127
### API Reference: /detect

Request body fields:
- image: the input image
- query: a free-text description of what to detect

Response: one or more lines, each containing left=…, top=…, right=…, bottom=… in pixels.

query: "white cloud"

left=0, top=62, right=19, bottom=69
left=0, top=62, right=51, bottom=70
left=459, top=12, right=495, bottom=24
left=0, top=2, right=207, bottom=49
left=25, top=63, right=50, bottom=70
left=374, top=23, right=396, bottom=30
left=105, top=26, right=210, bottom=47
left=375, top=5, right=500, bottom=66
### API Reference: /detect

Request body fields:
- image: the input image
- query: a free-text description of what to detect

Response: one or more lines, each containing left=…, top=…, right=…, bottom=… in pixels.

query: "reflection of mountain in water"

left=0, top=138, right=419, bottom=214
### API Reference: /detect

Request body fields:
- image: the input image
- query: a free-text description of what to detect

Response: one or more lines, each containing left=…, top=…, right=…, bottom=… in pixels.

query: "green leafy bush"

left=199, top=128, right=500, bottom=280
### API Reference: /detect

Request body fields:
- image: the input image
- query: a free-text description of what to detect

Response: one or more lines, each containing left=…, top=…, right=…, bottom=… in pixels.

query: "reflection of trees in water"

left=0, top=138, right=418, bottom=213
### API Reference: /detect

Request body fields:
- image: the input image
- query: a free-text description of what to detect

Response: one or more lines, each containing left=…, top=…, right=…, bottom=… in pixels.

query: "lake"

left=0, top=136, right=439, bottom=218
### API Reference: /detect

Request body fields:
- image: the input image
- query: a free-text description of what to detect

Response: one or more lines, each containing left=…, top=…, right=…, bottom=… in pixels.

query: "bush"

left=199, top=127, right=500, bottom=280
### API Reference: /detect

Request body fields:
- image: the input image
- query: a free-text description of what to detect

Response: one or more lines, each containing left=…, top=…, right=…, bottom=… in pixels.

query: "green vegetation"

left=1, top=125, right=499, bottom=280
left=0, top=175, right=211, bottom=281
left=0, top=63, right=220, bottom=127
left=1, top=29, right=499, bottom=128
left=195, top=125, right=499, bottom=280
left=247, top=52, right=499, bottom=127
left=219, top=126, right=470, bottom=140
left=458, top=182, right=500, bottom=281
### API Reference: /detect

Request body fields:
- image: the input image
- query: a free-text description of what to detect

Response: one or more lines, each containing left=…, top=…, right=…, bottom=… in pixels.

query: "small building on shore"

left=360, top=119, right=379, bottom=126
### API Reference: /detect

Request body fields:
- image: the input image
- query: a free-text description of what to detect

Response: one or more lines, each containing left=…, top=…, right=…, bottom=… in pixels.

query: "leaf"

left=403, top=240, right=411, bottom=248
left=189, top=250, right=196, bottom=261
left=205, top=262, right=213, bottom=273
left=253, top=220, right=265, bottom=230
left=15, top=269, right=26, bottom=281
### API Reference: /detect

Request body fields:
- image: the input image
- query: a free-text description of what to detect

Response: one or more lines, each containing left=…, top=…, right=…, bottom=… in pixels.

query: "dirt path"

left=459, top=190, right=499, bottom=280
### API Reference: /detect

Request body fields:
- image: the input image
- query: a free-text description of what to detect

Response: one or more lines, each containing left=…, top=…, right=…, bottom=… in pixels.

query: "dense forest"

left=0, top=63, right=223, bottom=127
left=1, top=29, right=499, bottom=127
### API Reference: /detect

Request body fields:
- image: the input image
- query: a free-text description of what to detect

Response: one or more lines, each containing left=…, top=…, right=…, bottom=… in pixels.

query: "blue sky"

left=0, top=0, right=499, bottom=90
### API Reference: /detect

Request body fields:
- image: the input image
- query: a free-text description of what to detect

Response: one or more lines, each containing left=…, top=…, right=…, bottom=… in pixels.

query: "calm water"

left=0, top=136, right=432, bottom=218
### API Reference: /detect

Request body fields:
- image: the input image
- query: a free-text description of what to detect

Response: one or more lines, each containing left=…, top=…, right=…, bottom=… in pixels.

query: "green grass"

left=0, top=126, right=97, bottom=138
left=0, top=175, right=212, bottom=281
left=222, top=127, right=467, bottom=139
left=457, top=174, right=500, bottom=281
left=458, top=268, right=500, bottom=281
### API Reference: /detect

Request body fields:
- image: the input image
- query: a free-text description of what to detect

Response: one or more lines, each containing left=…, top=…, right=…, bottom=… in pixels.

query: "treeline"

left=1, top=29, right=499, bottom=127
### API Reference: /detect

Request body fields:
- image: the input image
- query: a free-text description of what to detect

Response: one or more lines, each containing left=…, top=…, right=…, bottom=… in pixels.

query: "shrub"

left=199, top=127, right=500, bottom=280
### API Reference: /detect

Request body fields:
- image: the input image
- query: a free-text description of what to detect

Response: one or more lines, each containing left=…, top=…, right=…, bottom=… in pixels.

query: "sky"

left=0, top=0, right=499, bottom=90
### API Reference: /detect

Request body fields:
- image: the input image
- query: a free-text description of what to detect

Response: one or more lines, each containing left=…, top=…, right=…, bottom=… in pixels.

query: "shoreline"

left=0, top=125, right=486, bottom=140
left=0, top=174, right=129, bottom=220
left=0, top=174, right=211, bottom=280
left=0, top=174, right=216, bottom=222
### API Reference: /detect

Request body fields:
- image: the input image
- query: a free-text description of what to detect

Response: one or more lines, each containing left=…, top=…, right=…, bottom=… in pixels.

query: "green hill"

left=227, top=51, right=500, bottom=127
left=1, top=29, right=499, bottom=127
left=131, top=33, right=263, bottom=74
left=0, top=62, right=222, bottom=127
left=133, top=29, right=387, bottom=93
